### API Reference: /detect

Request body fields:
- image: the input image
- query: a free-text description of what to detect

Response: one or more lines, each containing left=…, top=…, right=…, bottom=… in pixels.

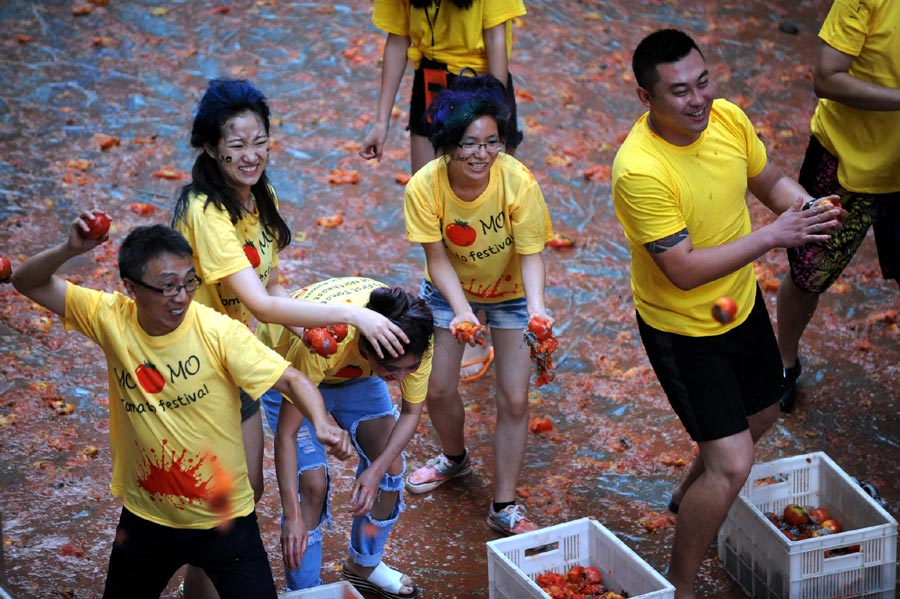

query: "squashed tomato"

left=527, top=316, right=553, bottom=341
left=306, top=327, right=338, bottom=357
left=453, top=321, right=487, bottom=345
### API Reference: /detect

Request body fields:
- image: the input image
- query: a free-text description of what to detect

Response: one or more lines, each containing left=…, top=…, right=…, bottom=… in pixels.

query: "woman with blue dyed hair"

left=403, top=74, right=556, bottom=536
left=172, top=78, right=408, bottom=598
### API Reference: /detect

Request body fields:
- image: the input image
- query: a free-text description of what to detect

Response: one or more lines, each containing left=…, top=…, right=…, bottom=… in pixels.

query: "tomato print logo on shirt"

left=243, top=241, right=261, bottom=268
left=333, top=364, right=364, bottom=378
left=136, top=361, right=166, bottom=394
left=446, top=220, right=477, bottom=247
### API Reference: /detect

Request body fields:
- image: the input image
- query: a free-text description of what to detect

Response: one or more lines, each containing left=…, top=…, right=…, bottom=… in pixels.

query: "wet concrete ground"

left=0, top=1, right=898, bottom=597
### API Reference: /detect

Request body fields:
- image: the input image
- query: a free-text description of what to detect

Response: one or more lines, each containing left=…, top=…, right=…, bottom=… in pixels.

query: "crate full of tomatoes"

left=718, top=452, right=897, bottom=598
left=487, top=517, right=674, bottom=599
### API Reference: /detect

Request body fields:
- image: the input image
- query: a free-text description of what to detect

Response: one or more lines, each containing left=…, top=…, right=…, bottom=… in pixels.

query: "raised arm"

left=359, top=33, right=411, bottom=161
left=814, top=41, right=900, bottom=111
left=12, top=211, right=110, bottom=316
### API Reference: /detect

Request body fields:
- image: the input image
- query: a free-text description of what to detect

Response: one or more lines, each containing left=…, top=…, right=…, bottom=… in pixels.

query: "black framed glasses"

left=131, top=276, right=202, bottom=297
left=456, top=139, right=504, bottom=155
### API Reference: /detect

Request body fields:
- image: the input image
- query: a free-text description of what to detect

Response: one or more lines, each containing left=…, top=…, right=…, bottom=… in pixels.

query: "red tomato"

left=820, top=518, right=843, bottom=534
left=783, top=504, right=810, bottom=527
left=333, top=365, right=363, bottom=378
left=0, top=256, right=11, bottom=281
left=135, top=361, right=165, bottom=394
left=307, top=327, right=338, bottom=357
left=808, top=506, right=830, bottom=524
left=567, top=565, right=585, bottom=583
left=445, top=219, right=477, bottom=247
left=583, top=566, right=602, bottom=584
left=81, top=212, right=111, bottom=239
left=328, top=323, right=349, bottom=342
left=711, top=296, right=738, bottom=324
left=527, top=316, right=553, bottom=341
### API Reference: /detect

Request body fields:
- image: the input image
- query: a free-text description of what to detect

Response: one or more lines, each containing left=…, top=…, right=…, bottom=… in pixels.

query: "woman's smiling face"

left=207, top=110, right=270, bottom=194
left=447, top=115, right=502, bottom=184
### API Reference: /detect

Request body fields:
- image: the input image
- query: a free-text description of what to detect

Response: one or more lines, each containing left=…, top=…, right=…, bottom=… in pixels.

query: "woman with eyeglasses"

left=172, top=78, right=408, bottom=599
left=359, top=0, right=528, bottom=385
left=403, top=74, right=555, bottom=536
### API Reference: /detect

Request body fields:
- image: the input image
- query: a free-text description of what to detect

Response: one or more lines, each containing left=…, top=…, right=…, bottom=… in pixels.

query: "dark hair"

left=119, top=225, right=193, bottom=282
left=426, top=73, right=510, bottom=153
left=632, top=29, right=704, bottom=92
left=172, top=78, right=291, bottom=251
left=358, top=287, right=434, bottom=363
left=410, top=0, right=473, bottom=9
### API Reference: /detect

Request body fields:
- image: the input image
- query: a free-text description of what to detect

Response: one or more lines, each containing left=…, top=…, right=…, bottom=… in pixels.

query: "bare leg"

left=671, top=402, right=779, bottom=508
left=669, top=403, right=779, bottom=599
left=775, top=274, right=819, bottom=368
left=424, top=327, right=468, bottom=455
left=490, top=328, right=531, bottom=503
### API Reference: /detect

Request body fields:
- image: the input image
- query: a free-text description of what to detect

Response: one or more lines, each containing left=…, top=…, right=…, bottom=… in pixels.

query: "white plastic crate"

left=487, top=517, right=674, bottom=599
left=280, top=580, right=363, bottom=599
left=718, top=452, right=898, bottom=599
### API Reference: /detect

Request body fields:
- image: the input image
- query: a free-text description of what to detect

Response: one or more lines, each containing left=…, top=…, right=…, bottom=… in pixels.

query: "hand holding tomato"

left=79, top=211, right=111, bottom=240
left=305, top=327, right=339, bottom=357
left=453, top=321, right=487, bottom=345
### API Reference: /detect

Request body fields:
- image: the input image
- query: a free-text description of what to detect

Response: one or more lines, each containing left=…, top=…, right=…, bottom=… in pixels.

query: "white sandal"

left=342, top=561, right=418, bottom=599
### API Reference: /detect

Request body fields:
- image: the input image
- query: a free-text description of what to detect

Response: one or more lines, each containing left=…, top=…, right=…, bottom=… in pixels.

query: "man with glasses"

left=11, top=218, right=352, bottom=599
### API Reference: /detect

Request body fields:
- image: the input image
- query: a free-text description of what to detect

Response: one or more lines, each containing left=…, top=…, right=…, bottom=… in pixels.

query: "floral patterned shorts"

left=787, top=136, right=900, bottom=293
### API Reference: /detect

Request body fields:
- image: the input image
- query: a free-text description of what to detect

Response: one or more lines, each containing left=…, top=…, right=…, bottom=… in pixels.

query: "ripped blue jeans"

left=261, top=378, right=405, bottom=591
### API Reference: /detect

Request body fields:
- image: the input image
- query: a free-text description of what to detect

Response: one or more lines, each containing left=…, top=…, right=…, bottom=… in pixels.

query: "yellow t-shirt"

left=174, top=189, right=281, bottom=327
left=811, top=0, right=900, bottom=193
left=404, top=153, right=553, bottom=303
left=256, top=277, right=432, bottom=404
left=612, top=99, right=767, bottom=336
left=63, top=283, right=290, bottom=529
left=373, top=0, right=525, bottom=74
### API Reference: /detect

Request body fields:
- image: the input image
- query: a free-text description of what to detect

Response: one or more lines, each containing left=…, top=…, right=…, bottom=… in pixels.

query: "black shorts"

left=239, top=387, right=261, bottom=422
left=408, top=66, right=524, bottom=149
left=103, top=508, right=276, bottom=599
left=636, top=286, right=784, bottom=443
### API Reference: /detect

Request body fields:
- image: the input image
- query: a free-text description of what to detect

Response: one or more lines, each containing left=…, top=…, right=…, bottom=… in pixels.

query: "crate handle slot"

left=822, top=547, right=864, bottom=574
left=523, top=541, right=559, bottom=558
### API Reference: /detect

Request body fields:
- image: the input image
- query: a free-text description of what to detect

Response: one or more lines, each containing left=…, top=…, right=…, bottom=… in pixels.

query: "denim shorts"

left=418, top=280, right=529, bottom=330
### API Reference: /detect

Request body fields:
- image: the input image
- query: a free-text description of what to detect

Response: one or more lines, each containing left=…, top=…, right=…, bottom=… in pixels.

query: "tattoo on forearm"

left=644, top=228, right=688, bottom=254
